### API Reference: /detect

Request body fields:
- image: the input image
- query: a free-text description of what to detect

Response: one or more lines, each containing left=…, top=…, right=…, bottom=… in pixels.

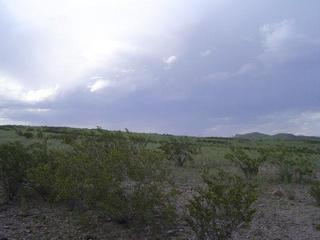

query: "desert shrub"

left=293, top=154, right=315, bottom=183
left=225, top=146, right=265, bottom=179
left=25, top=140, right=58, bottom=201
left=0, top=141, right=30, bottom=201
left=269, top=146, right=315, bottom=183
left=310, top=181, right=320, bottom=206
left=97, top=148, right=176, bottom=233
left=15, top=128, right=24, bottom=137
left=24, top=132, right=34, bottom=139
left=0, top=125, right=12, bottom=131
left=53, top=150, right=100, bottom=207
left=273, top=148, right=294, bottom=183
left=187, top=170, right=257, bottom=240
left=62, top=133, right=75, bottom=144
left=0, top=133, right=176, bottom=236
left=26, top=135, right=176, bottom=236
left=14, top=128, right=34, bottom=139
left=26, top=138, right=115, bottom=205
left=27, top=162, right=57, bottom=201
left=36, top=129, right=44, bottom=138
left=160, top=139, right=200, bottom=167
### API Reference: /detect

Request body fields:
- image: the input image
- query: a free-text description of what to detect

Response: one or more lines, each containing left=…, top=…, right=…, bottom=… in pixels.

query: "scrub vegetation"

left=0, top=125, right=320, bottom=239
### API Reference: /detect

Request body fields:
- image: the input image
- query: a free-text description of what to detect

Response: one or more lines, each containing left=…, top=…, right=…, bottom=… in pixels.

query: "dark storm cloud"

left=1, top=0, right=320, bottom=136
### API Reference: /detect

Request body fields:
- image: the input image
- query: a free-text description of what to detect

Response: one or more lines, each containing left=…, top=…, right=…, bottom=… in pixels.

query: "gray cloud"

left=1, top=0, right=320, bottom=136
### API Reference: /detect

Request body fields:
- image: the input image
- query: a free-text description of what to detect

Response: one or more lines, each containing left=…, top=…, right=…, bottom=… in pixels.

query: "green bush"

left=0, top=142, right=30, bottom=201
left=36, top=129, right=44, bottom=138
left=26, top=140, right=57, bottom=201
left=62, top=134, right=75, bottom=144
left=14, top=127, right=34, bottom=139
left=270, top=146, right=315, bottom=183
left=97, top=148, right=176, bottom=233
left=23, top=131, right=34, bottom=139
left=27, top=162, right=57, bottom=201
left=225, top=146, right=265, bottom=179
left=310, top=181, right=320, bottom=206
left=0, top=133, right=177, bottom=236
left=293, top=154, right=315, bottom=183
left=187, top=170, right=257, bottom=240
left=160, top=139, right=200, bottom=167
left=26, top=135, right=177, bottom=236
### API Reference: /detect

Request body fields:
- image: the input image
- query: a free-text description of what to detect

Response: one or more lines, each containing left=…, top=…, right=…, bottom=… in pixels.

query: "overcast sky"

left=0, top=0, right=320, bottom=136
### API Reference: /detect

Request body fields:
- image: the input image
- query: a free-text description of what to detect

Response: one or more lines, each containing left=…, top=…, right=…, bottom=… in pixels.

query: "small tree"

left=187, top=170, right=257, bottom=240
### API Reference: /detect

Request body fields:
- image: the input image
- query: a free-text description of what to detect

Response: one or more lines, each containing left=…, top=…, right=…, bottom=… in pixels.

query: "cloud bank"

left=0, top=0, right=320, bottom=136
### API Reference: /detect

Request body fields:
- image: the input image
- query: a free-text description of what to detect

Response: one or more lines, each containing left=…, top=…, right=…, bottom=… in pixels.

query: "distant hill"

left=272, top=133, right=297, bottom=140
left=234, top=132, right=270, bottom=139
left=234, top=132, right=320, bottom=141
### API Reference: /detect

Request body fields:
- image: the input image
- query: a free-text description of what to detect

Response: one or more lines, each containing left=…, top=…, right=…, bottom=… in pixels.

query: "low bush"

left=270, top=146, right=315, bottom=183
left=25, top=134, right=177, bottom=236
left=225, top=146, right=265, bottom=179
left=26, top=140, right=57, bottom=201
left=0, top=141, right=30, bottom=201
left=97, top=148, right=176, bottom=233
left=187, top=170, right=257, bottom=240
left=310, top=181, right=320, bottom=206
left=160, top=139, right=200, bottom=167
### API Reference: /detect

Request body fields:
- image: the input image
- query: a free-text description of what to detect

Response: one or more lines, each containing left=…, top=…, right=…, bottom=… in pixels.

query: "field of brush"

left=0, top=125, right=320, bottom=240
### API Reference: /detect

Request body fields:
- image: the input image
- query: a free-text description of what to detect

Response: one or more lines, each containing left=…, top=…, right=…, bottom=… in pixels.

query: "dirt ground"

left=1, top=183, right=320, bottom=240
left=233, top=183, right=320, bottom=240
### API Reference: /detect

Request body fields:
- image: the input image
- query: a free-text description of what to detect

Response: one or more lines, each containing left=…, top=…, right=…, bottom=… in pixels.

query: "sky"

left=0, top=0, right=320, bottom=137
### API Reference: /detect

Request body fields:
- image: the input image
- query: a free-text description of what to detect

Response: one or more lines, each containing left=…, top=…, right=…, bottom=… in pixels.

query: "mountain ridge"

left=234, top=132, right=320, bottom=141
